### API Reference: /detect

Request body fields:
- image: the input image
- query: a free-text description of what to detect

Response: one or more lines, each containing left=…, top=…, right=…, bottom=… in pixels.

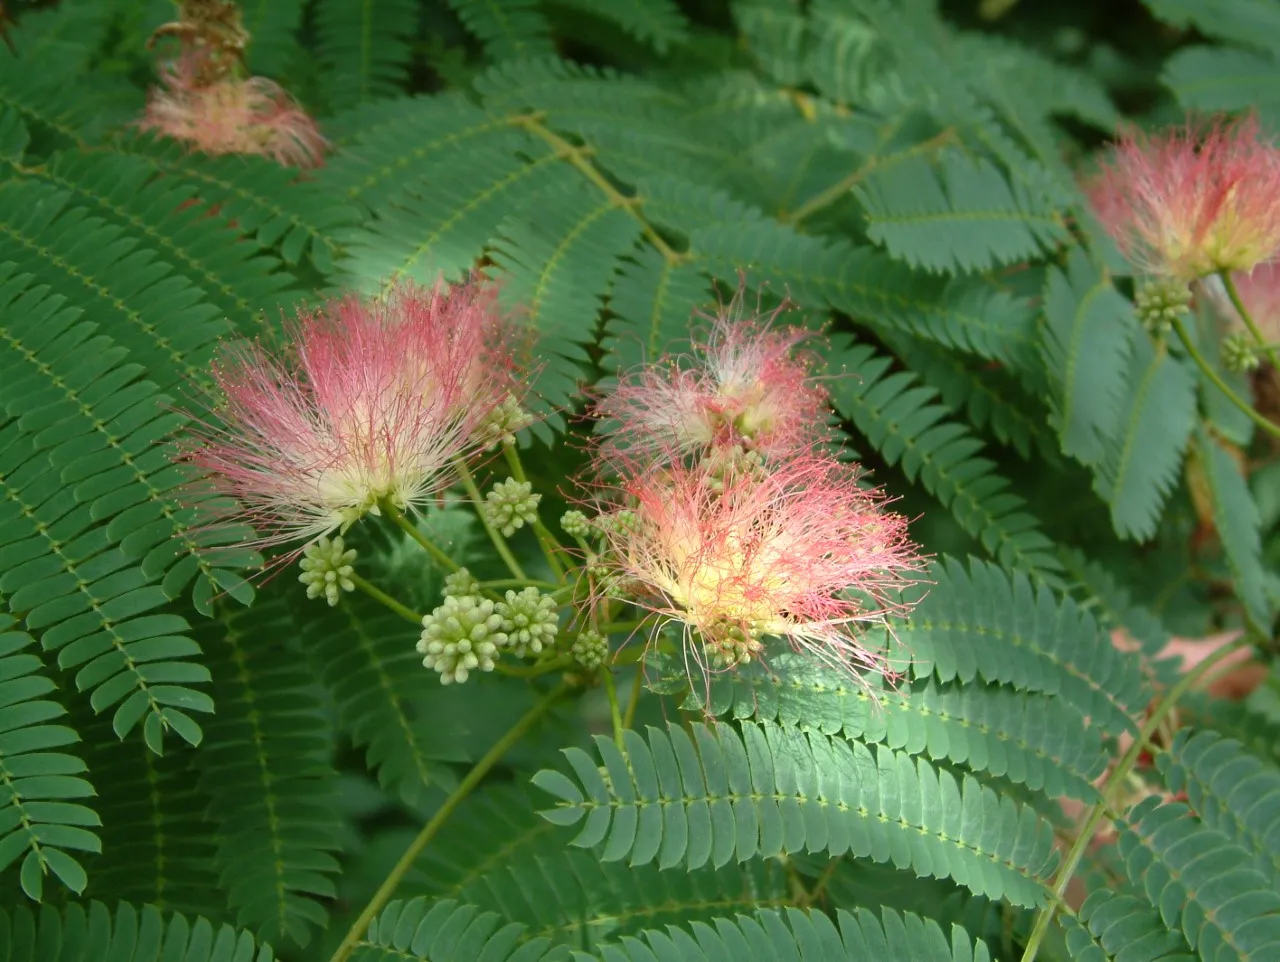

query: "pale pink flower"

left=184, top=278, right=522, bottom=551
left=594, top=456, right=924, bottom=675
left=138, top=54, right=326, bottom=168
left=1087, top=115, right=1280, bottom=281
left=1218, top=261, right=1280, bottom=342
left=594, top=292, right=830, bottom=471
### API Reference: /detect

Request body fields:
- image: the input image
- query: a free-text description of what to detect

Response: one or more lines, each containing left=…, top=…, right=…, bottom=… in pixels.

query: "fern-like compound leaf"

left=191, top=600, right=342, bottom=949
left=1092, top=338, right=1197, bottom=542
left=0, top=269, right=217, bottom=751
left=902, top=557, right=1150, bottom=736
left=315, top=0, right=418, bottom=110
left=0, top=614, right=98, bottom=901
left=357, top=897, right=994, bottom=962
left=444, top=0, right=557, bottom=62
left=856, top=149, right=1067, bottom=275
left=826, top=340, right=1063, bottom=580
left=1116, top=796, right=1280, bottom=959
left=1040, top=249, right=1137, bottom=467
left=1158, top=729, right=1280, bottom=886
left=667, top=649, right=1108, bottom=802
left=533, top=721, right=1057, bottom=908
left=1060, top=888, right=1195, bottom=962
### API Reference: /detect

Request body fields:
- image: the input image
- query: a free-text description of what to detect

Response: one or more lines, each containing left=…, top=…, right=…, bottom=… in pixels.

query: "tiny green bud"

left=496, top=587, right=559, bottom=657
left=483, top=478, right=541, bottom=537
left=443, top=566, right=481, bottom=598
left=298, top=536, right=357, bottom=606
left=1221, top=332, right=1262, bottom=372
left=560, top=510, right=591, bottom=539
left=1134, top=277, right=1192, bottom=334
left=418, top=595, right=507, bottom=684
left=571, top=628, right=608, bottom=670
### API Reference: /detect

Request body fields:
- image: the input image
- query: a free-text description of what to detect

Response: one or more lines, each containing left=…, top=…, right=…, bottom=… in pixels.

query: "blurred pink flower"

left=183, top=278, right=522, bottom=551
left=1217, top=261, right=1280, bottom=342
left=593, top=455, right=924, bottom=674
left=1088, top=115, right=1280, bottom=281
left=138, top=54, right=326, bottom=168
left=593, top=291, right=831, bottom=472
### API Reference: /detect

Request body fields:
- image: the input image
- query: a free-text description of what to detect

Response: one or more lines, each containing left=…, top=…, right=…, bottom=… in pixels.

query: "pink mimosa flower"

left=184, top=278, right=523, bottom=552
left=593, top=456, right=924, bottom=674
left=138, top=53, right=327, bottom=168
left=1087, top=115, right=1280, bottom=281
left=594, top=292, right=831, bottom=471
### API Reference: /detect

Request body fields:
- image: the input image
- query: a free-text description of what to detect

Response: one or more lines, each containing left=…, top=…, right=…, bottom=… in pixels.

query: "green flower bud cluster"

left=298, top=536, right=357, bottom=606
left=479, top=394, right=534, bottom=450
left=570, top=628, right=608, bottom=669
left=483, top=478, right=540, bottom=537
left=704, top=621, right=764, bottom=669
left=418, top=595, right=506, bottom=684
left=560, top=510, right=592, bottom=539
left=496, top=587, right=558, bottom=657
left=1222, top=331, right=1262, bottom=372
left=443, top=566, right=481, bottom=598
left=1134, top=277, right=1192, bottom=334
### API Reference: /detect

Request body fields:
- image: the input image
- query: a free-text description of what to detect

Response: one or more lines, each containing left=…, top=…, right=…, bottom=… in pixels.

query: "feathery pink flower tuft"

left=184, top=278, right=523, bottom=552
left=593, top=456, right=924, bottom=675
left=138, top=53, right=326, bottom=168
left=593, top=291, right=830, bottom=471
left=1087, top=115, right=1280, bottom=281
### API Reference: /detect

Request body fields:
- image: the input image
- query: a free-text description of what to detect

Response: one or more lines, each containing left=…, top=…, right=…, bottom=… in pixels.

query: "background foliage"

left=0, top=0, right=1278, bottom=960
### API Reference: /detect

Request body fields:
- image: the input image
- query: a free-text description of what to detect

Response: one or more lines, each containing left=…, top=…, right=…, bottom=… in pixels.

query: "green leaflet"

left=356, top=898, right=996, bottom=962
left=533, top=722, right=1057, bottom=908
left=1040, top=249, right=1136, bottom=467
left=1162, top=45, right=1280, bottom=123
left=0, top=615, right=98, bottom=901
left=1193, top=428, right=1274, bottom=632
left=0, top=901, right=273, bottom=962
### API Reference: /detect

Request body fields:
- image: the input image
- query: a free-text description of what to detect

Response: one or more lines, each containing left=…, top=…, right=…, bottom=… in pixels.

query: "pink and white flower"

left=183, top=278, right=522, bottom=551
left=1087, top=115, right=1280, bottom=281
left=593, top=292, right=831, bottom=471
left=138, top=53, right=327, bottom=169
left=593, top=455, right=924, bottom=674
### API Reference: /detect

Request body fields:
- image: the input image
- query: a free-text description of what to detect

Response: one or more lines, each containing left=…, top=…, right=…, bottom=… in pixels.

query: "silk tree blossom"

left=1087, top=115, right=1280, bottom=282
left=184, top=278, right=523, bottom=552
left=593, top=293, right=831, bottom=472
left=138, top=53, right=326, bottom=168
left=593, top=455, right=924, bottom=675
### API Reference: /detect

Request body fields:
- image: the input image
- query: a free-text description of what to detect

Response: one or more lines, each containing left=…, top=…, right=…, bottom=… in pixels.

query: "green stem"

left=326, top=682, right=569, bottom=962
left=598, top=618, right=653, bottom=636
left=601, top=666, right=625, bottom=748
left=452, top=457, right=528, bottom=581
left=1019, top=634, right=1255, bottom=962
left=1220, top=270, right=1280, bottom=370
left=502, top=445, right=567, bottom=581
left=622, top=662, right=645, bottom=730
left=348, top=572, right=422, bottom=626
left=381, top=501, right=461, bottom=573
left=1171, top=317, right=1280, bottom=438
